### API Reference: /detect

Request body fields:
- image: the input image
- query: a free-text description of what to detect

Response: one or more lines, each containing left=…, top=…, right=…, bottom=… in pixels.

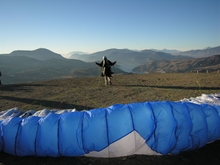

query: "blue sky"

left=0, top=0, right=219, bottom=55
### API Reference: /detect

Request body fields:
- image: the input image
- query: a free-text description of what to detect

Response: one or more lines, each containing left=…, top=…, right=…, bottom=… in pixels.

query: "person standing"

left=95, top=56, right=116, bottom=85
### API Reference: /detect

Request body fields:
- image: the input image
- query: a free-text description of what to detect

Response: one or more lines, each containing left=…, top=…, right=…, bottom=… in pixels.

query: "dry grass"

left=0, top=73, right=220, bottom=165
left=1, top=73, right=220, bottom=111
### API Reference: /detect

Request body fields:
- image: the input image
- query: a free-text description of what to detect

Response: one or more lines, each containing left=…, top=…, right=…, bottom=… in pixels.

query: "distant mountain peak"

left=179, top=46, right=220, bottom=58
left=70, top=51, right=89, bottom=54
left=34, top=48, right=52, bottom=51
left=149, top=48, right=181, bottom=55
left=33, top=48, right=60, bottom=54
left=9, top=48, right=64, bottom=61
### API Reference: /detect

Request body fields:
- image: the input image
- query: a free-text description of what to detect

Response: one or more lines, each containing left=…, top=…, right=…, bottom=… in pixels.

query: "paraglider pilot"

left=95, top=56, right=116, bottom=85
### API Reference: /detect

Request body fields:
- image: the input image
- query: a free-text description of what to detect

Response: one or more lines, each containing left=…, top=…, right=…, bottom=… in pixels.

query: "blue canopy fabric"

left=0, top=101, right=220, bottom=157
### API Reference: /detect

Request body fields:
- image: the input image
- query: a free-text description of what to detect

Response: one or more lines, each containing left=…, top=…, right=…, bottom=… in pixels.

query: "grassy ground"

left=0, top=73, right=220, bottom=165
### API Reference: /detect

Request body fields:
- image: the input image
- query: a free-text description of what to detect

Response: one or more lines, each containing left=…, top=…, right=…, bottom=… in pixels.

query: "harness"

left=102, top=59, right=111, bottom=76
left=102, top=59, right=110, bottom=68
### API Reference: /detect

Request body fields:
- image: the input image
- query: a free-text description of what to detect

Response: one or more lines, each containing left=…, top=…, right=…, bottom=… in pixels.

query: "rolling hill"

left=0, top=49, right=126, bottom=84
left=133, top=55, right=220, bottom=73
left=70, top=48, right=190, bottom=72
left=6, top=48, right=65, bottom=61
left=176, top=46, right=220, bottom=58
left=1, top=46, right=219, bottom=84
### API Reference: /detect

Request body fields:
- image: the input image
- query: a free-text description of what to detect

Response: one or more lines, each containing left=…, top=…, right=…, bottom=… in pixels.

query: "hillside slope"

left=178, top=46, right=220, bottom=58
left=0, top=55, right=126, bottom=84
left=69, top=47, right=219, bottom=72
left=133, top=55, right=220, bottom=73
left=7, top=48, right=65, bottom=60
left=69, top=48, right=190, bottom=72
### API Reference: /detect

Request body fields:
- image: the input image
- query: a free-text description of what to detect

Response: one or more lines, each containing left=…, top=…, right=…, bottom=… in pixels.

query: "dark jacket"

left=95, top=59, right=116, bottom=77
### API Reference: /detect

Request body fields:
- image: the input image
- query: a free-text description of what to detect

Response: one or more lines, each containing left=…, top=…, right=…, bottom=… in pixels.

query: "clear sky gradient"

left=0, top=0, right=220, bottom=55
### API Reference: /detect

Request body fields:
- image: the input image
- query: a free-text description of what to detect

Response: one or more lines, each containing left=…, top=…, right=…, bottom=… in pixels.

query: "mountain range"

left=69, top=46, right=220, bottom=72
left=0, top=49, right=126, bottom=84
left=69, top=48, right=191, bottom=72
left=133, top=54, right=220, bottom=73
left=176, top=46, right=220, bottom=58
left=0, top=46, right=219, bottom=84
left=1, top=48, right=64, bottom=61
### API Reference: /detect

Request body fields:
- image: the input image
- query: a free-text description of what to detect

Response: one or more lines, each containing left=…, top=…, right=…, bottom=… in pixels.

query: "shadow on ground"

left=0, top=96, right=93, bottom=110
left=0, top=83, right=58, bottom=92
left=124, top=84, right=220, bottom=90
